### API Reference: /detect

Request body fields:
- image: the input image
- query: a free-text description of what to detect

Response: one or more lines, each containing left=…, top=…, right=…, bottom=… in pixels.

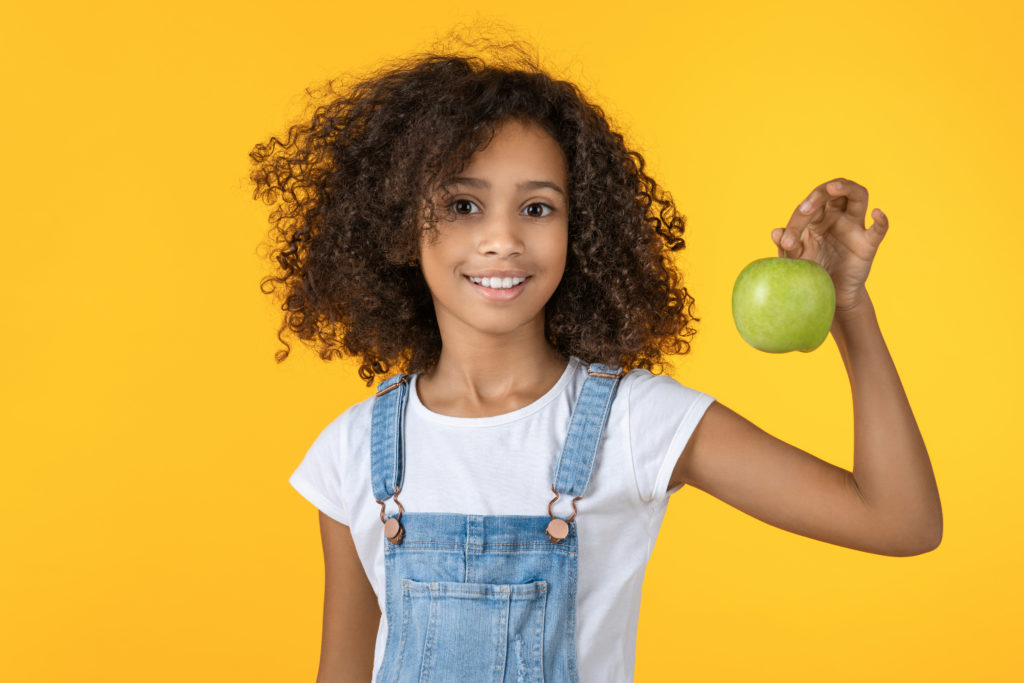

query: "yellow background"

left=2, top=0, right=1020, bottom=680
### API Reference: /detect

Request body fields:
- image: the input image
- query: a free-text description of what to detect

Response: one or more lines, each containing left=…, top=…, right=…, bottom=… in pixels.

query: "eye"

left=524, top=202, right=555, bottom=218
left=448, top=199, right=556, bottom=219
left=450, top=198, right=479, bottom=215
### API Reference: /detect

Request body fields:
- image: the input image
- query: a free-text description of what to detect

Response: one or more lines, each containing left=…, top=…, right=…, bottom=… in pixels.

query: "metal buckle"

left=545, top=484, right=582, bottom=543
left=586, top=367, right=623, bottom=379
left=375, top=375, right=408, bottom=397
left=376, top=485, right=405, bottom=544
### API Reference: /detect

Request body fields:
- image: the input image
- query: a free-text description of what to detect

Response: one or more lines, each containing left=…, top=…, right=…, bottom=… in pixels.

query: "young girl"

left=249, top=35, right=942, bottom=683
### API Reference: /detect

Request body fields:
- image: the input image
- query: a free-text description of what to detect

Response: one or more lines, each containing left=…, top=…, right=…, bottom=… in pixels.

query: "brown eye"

left=525, top=203, right=554, bottom=218
left=451, top=198, right=478, bottom=215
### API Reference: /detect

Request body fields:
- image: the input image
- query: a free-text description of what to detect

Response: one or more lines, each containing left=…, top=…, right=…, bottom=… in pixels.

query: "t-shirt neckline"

left=409, top=356, right=581, bottom=427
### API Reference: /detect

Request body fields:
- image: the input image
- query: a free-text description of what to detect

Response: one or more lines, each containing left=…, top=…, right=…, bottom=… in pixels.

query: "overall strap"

left=369, top=361, right=624, bottom=503
left=551, top=362, right=624, bottom=498
left=370, top=373, right=410, bottom=502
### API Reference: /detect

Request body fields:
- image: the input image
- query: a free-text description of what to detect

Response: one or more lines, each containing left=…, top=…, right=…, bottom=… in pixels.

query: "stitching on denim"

left=388, top=541, right=578, bottom=551
left=576, top=375, right=618, bottom=495
left=401, top=581, right=547, bottom=599
left=391, top=580, right=413, bottom=683
left=495, top=591, right=510, bottom=683
left=564, top=547, right=579, bottom=683
left=419, top=588, right=438, bottom=681
left=536, top=581, right=547, bottom=682
left=377, top=555, right=396, bottom=683
left=515, top=635, right=526, bottom=683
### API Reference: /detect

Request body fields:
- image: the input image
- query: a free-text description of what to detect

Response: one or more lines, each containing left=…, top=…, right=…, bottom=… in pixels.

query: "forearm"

left=830, top=287, right=943, bottom=554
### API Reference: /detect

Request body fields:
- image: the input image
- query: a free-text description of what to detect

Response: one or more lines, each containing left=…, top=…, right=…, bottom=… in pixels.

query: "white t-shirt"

left=289, top=355, right=716, bottom=682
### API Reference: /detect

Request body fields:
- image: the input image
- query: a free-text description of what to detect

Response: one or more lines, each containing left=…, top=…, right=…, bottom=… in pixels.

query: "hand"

left=771, top=178, right=889, bottom=312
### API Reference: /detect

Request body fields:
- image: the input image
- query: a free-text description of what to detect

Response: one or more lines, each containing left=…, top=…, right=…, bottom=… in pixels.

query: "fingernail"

left=799, top=201, right=813, bottom=214
left=782, top=235, right=794, bottom=248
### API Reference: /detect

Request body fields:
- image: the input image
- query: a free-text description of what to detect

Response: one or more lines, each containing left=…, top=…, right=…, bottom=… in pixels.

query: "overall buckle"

left=546, top=484, right=582, bottom=543
left=376, top=485, right=405, bottom=544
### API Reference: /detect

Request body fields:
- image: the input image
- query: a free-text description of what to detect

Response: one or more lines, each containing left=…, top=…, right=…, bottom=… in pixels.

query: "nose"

left=477, top=214, right=525, bottom=258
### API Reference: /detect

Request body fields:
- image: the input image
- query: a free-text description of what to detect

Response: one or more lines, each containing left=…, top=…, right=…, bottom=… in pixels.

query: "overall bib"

left=370, top=362, right=623, bottom=683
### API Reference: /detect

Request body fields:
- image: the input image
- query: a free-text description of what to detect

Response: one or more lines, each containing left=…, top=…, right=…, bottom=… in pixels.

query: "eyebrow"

left=449, top=176, right=566, bottom=197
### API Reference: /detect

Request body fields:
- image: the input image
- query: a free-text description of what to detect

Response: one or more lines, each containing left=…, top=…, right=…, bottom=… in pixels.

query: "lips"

left=464, top=270, right=530, bottom=279
left=464, top=275, right=530, bottom=302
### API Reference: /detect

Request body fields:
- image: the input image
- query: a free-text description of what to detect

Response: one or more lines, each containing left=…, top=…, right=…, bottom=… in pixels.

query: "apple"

left=731, top=257, right=835, bottom=353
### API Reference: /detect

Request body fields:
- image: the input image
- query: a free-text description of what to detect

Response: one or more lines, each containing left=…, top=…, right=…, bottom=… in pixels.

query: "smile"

left=464, top=275, right=530, bottom=301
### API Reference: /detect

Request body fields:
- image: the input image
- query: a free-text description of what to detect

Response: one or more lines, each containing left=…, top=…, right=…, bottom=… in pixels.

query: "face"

left=418, top=118, right=569, bottom=341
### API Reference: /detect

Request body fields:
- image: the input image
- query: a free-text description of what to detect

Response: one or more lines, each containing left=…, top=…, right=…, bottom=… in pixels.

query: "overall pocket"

left=387, top=578, right=547, bottom=683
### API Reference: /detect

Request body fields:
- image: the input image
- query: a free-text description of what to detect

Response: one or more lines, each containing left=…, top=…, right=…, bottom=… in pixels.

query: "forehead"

left=448, top=176, right=565, bottom=197
left=456, top=119, right=567, bottom=181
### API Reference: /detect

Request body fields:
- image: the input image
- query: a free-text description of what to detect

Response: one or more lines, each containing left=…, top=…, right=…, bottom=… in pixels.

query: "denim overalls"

left=370, top=361, right=623, bottom=683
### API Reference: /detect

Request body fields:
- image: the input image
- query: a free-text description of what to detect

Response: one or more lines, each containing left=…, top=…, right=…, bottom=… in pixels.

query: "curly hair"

left=249, top=28, right=701, bottom=387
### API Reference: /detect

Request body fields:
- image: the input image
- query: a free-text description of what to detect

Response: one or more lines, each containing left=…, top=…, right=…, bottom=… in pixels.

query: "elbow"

left=892, top=521, right=943, bottom=557
left=920, top=509, right=944, bottom=553
left=909, top=530, right=942, bottom=556
left=922, top=521, right=943, bottom=553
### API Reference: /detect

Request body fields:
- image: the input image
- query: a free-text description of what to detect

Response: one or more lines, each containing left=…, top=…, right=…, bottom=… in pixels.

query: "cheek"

left=418, top=248, right=441, bottom=285
left=415, top=240, right=437, bottom=284
left=417, top=232, right=456, bottom=285
left=546, top=229, right=569, bottom=274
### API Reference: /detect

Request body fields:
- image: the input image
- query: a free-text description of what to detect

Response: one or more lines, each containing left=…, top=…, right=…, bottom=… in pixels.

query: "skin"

left=414, top=117, right=572, bottom=417
left=316, top=511, right=378, bottom=683
left=771, top=179, right=888, bottom=312
left=316, top=173, right=944, bottom=679
left=671, top=178, right=942, bottom=557
left=314, top=117, right=573, bottom=681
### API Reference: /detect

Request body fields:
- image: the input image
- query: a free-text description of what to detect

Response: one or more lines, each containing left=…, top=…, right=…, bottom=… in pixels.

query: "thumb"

left=867, top=209, right=889, bottom=248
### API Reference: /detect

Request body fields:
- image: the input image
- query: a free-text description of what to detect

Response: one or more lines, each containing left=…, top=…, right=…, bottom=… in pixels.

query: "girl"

left=249, top=35, right=942, bottom=683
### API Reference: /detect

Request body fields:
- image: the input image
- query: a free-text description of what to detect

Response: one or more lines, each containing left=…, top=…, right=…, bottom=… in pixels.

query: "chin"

left=465, top=309, right=547, bottom=335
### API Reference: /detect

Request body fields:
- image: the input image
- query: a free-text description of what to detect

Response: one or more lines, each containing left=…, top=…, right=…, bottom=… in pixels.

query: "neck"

left=419, top=312, right=569, bottom=415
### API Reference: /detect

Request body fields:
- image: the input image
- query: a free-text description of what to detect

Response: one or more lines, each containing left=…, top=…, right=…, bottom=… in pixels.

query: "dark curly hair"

left=249, top=27, right=701, bottom=387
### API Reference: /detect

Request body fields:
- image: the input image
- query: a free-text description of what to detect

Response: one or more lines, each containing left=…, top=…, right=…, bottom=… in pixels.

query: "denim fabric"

left=370, top=362, right=622, bottom=683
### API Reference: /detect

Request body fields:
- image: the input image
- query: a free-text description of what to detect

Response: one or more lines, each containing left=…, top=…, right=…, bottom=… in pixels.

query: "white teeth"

left=469, top=276, right=526, bottom=289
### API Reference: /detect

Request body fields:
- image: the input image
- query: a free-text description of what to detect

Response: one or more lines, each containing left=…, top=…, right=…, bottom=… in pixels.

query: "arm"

left=316, top=510, right=381, bottom=683
left=670, top=289, right=942, bottom=557
left=829, top=288, right=942, bottom=550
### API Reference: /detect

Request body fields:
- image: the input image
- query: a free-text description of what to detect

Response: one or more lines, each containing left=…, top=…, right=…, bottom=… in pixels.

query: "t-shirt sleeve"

left=288, top=415, right=350, bottom=526
left=627, top=370, right=716, bottom=504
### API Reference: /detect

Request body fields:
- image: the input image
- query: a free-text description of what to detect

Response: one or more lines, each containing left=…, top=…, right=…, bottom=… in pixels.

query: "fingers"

left=867, top=208, right=890, bottom=247
left=776, top=178, right=869, bottom=258
left=829, top=178, right=869, bottom=221
left=772, top=225, right=803, bottom=258
left=778, top=181, right=830, bottom=257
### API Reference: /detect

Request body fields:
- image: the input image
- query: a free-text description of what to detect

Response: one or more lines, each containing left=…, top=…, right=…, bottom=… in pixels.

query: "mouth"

left=464, top=275, right=531, bottom=301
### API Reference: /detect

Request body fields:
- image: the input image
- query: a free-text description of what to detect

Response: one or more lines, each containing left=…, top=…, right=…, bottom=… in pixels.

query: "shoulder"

left=310, top=390, right=378, bottom=450
left=615, top=366, right=717, bottom=436
left=620, top=366, right=712, bottom=409
left=613, top=367, right=716, bottom=501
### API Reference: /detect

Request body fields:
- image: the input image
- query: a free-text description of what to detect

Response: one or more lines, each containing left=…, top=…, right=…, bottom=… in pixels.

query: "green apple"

left=732, top=257, right=835, bottom=353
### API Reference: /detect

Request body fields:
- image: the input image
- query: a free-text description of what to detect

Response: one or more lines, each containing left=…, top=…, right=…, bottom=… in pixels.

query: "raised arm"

left=670, top=289, right=941, bottom=556
left=668, top=178, right=942, bottom=557
left=829, top=289, right=941, bottom=549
